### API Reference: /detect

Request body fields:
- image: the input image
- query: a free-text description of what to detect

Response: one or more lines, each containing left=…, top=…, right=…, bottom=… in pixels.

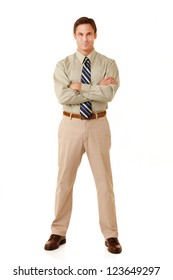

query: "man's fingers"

left=102, top=78, right=117, bottom=85
left=99, top=77, right=118, bottom=85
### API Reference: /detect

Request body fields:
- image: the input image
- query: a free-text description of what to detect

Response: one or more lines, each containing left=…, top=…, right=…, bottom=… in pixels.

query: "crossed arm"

left=69, top=76, right=118, bottom=91
left=54, top=60, right=119, bottom=105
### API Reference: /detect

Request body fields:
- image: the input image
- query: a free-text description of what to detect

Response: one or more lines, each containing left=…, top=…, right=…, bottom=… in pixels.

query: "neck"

left=78, top=48, right=94, bottom=56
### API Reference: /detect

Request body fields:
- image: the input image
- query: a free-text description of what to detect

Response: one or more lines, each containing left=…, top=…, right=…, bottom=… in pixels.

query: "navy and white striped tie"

left=80, top=57, right=92, bottom=118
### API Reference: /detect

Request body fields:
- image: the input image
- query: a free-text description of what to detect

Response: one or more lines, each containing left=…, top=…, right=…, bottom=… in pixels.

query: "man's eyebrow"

left=78, top=32, right=93, bottom=35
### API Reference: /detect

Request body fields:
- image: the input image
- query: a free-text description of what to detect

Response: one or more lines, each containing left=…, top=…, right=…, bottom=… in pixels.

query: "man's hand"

left=68, top=82, right=81, bottom=92
left=98, top=76, right=118, bottom=86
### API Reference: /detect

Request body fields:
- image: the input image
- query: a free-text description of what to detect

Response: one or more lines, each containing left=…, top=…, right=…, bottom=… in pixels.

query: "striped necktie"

left=80, top=57, right=92, bottom=118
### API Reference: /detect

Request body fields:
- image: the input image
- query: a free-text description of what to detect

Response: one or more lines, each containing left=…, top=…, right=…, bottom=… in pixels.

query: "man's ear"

left=73, top=33, right=76, bottom=39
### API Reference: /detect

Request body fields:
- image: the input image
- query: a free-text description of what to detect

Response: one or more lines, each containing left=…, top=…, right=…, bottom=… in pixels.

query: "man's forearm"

left=81, top=76, right=119, bottom=103
left=54, top=83, right=89, bottom=105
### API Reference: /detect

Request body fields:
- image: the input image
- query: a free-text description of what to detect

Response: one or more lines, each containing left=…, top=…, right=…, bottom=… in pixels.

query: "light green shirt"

left=53, top=49, right=120, bottom=114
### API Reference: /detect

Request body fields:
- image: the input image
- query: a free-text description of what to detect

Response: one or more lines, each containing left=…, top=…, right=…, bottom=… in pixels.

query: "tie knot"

left=83, top=57, right=90, bottom=64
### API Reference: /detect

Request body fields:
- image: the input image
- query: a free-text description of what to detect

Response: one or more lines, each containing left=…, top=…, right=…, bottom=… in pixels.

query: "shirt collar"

left=76, top=49, right=96, bottom=64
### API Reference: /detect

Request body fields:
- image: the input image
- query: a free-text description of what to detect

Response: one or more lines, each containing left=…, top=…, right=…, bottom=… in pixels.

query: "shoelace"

left=108, top=237, right=118, bottom=243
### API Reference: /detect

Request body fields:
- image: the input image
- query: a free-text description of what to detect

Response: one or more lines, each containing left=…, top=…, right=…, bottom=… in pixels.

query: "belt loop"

left=70, top=113, right=72, bottom=120
left=95, top=113, right=98, bottom=119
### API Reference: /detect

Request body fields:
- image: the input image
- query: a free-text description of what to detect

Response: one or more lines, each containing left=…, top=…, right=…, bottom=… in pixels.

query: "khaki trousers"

left=51, top=115, right=118, bottom=239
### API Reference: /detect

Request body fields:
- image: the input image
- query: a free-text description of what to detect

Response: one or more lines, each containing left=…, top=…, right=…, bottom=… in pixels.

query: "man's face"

left=74, top=24, right=97, bottom=55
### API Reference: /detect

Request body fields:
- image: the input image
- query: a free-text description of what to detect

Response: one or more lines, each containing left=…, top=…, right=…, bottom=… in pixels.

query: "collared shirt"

left=53, top=49, right=120, bottom=114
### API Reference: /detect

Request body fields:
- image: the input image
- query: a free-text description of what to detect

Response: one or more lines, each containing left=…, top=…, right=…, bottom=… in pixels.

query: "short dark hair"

left=73, top=17, right=97, bottom=34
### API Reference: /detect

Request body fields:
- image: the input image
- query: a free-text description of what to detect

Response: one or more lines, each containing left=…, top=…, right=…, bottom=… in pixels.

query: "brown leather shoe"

left=44, top=234, right=66, bottom=250
left=105, top=237, right=122, bottom=254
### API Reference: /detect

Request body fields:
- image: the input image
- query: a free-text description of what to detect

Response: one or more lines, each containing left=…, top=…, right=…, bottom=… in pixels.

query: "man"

left=44, top=17, right=122, bottom=254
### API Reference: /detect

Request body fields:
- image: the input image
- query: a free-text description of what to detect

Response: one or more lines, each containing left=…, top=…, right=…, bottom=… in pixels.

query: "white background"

left=0, top=0, right=173, bottom=279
